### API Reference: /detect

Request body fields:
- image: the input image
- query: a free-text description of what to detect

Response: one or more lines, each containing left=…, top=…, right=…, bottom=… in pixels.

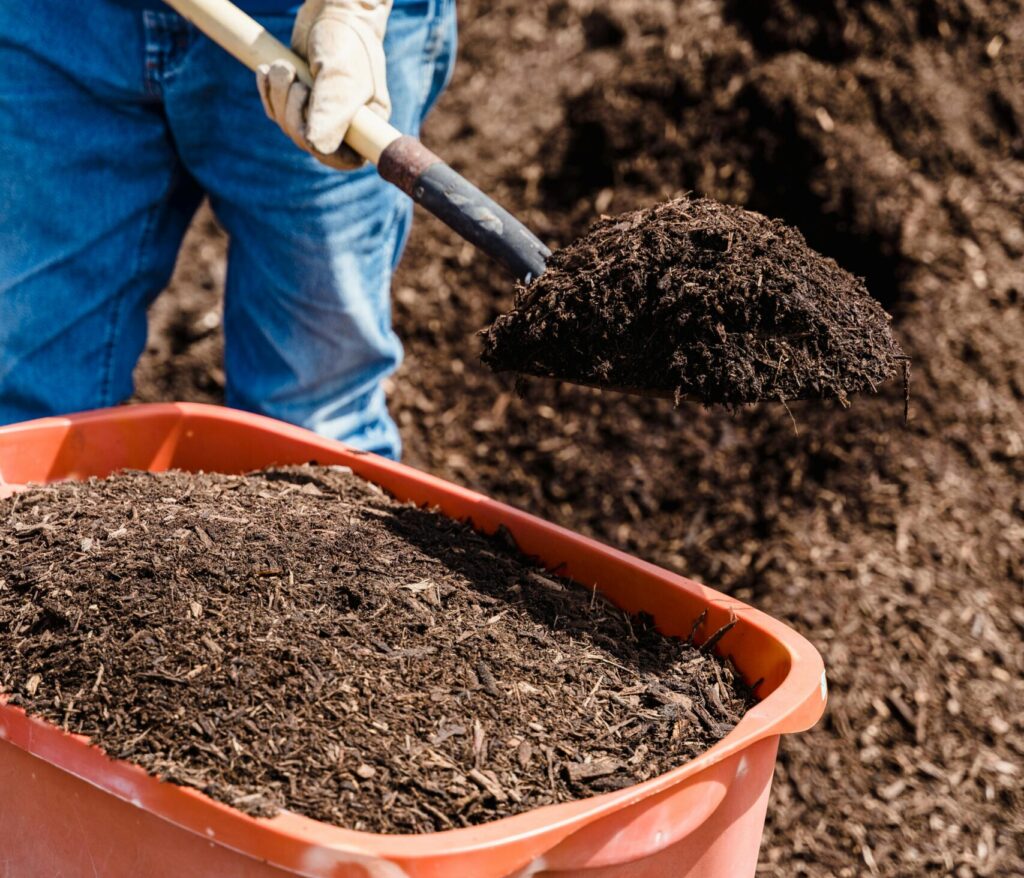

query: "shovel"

left=161, top=0, right=683, bottom=401
left=161, top=0, right=901, bottom=408
left=161, top=0, right=551, bottom=285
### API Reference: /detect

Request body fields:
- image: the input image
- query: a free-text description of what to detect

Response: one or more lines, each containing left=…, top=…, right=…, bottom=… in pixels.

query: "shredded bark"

left=0, top=466, right=753, bottom=833
left=133, top=0, right=1024, bottom=870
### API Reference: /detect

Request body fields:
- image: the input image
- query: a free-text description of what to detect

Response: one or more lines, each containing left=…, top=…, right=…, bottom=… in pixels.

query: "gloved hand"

left=257, top=0, right=393, bottom=170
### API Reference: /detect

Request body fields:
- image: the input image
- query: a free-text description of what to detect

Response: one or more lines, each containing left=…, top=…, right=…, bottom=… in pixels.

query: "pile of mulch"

left=0, top=466, right=753, bottom=834
left=134, top=0, right=1024, bottom=873
left=481, top=196, right=905, bottom=406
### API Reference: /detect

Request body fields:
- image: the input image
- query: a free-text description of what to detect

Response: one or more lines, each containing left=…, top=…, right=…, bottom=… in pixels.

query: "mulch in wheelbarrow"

left=0, top=465, right=753, bottom=833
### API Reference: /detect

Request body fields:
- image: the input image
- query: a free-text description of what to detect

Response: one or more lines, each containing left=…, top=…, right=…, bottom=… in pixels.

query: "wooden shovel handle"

left=162, top=0, right=550, bottom=282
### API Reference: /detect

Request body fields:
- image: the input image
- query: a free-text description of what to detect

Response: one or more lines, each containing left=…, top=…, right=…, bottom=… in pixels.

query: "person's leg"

left=0, top=2, right=203, bottom=424
left=164, top=0, right=457, bottom=459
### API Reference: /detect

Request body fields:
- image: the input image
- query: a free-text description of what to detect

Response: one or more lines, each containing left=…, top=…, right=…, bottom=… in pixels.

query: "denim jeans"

left=0, top=0, right=457, bottom=459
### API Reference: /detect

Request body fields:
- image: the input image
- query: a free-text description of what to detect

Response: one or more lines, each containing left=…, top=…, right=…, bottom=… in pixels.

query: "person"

left=0, top=0, right=457, bottom=460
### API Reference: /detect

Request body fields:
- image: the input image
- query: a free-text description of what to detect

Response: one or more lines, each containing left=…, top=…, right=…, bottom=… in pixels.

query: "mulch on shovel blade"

left=481, top=196, right=905, bottom=407
left=0, top=466, right=753, bottom=833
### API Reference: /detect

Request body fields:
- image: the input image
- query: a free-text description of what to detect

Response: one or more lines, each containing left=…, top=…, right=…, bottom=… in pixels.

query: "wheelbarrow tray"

left=0, top=403, right=826, bottom=878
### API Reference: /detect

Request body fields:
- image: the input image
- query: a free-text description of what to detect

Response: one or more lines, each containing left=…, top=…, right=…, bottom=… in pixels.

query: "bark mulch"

left=0, top=466, right=752, bottom=834
left=481, top=196, right=905, bottom=407
left=133, top=0, right=1024, bottom=872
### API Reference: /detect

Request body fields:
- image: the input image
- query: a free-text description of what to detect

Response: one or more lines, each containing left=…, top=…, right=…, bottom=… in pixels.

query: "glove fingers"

left=255, top=60, right=310, bottom=157
left=283, top=78, right=311, bottom=149
left=266, top=60, right=298, bottom=124
left=305, top=68, right=371, bottom=155
left=256, top=65, right=274, bottom=121
left=260, top=57, right=357, bottom=167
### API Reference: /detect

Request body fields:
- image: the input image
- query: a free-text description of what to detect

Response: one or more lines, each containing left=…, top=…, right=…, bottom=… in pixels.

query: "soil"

left=131, top=0, right=1024, bottom=873
left=0, top=466, right=752, bottom=833
left=481, top=196, right=905, bottom=406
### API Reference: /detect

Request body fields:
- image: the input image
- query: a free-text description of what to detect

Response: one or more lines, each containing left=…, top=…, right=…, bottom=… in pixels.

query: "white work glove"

left=257, top=0, right=393, bottom=170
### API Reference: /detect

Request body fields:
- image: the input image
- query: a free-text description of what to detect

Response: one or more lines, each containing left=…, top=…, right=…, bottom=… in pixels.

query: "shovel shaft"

left=161, top=0, right=549, bottom=282
left=378, top=137, right=551, bottom=283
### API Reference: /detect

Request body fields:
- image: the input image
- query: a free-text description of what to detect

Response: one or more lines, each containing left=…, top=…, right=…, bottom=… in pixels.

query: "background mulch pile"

left=0, top=466, right=751, bottom=834
left=482, top=196, right=904, bottom=406
left=133, top=0, right=1024, bottom=873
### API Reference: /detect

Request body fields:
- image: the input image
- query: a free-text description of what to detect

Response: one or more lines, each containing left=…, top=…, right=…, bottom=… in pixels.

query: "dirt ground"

left=134, top=0, right=1024, bottom=874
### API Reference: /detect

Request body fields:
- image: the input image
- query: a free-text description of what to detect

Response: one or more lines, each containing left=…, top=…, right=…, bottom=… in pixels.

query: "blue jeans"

left=0, top=0, right=457, bottom=459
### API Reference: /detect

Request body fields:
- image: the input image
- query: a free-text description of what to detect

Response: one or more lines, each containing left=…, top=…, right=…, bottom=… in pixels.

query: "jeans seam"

left=142, top=10, right=163, bottom=96
left=416, top=0, right=446, bottom=110
left=99, top=169, right=177, bottom=407
left=143, top=9, right=198, bottom=95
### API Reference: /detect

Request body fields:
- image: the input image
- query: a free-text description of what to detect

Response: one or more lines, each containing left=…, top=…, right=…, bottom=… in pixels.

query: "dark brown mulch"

left=131, top=0, right=1024, bottom=873
left=0, top=466, right=752, bottom=834
left=481, top=196, right=905, bottom=406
